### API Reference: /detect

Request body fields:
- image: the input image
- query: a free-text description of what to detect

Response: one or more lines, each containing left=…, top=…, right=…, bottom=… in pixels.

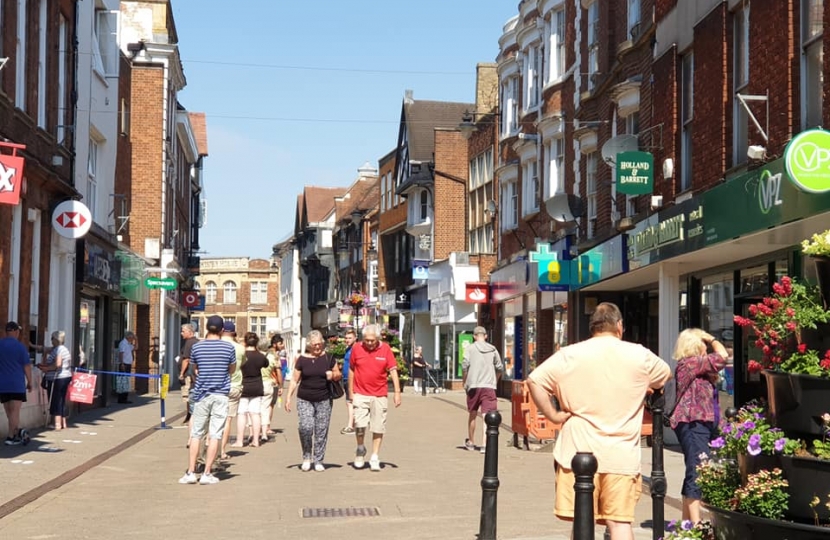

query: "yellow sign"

left=160, top=374, right=169, bottom=399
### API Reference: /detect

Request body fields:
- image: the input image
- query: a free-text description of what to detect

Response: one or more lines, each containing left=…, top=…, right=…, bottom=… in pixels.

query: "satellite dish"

left=600, top=134, right=639, bottom=166
left=544, top=193, right=584, bottom=223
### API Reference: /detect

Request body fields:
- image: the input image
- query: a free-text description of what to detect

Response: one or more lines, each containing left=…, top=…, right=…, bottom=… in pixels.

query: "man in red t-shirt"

left=348, top=324, right=401, bottom=472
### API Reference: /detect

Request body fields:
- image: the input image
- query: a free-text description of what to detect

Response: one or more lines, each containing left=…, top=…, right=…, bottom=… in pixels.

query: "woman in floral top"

left=668, top=328, right=728, bottom=524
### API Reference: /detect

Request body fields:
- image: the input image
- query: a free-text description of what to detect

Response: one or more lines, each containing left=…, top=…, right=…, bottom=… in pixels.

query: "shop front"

left=574, top=154, right=830, bottom=414
left=77, top=230, right=123, bottom=407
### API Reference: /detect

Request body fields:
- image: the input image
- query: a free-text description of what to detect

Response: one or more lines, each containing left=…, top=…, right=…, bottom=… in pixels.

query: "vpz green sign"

left=785, top=128, right=830, bottom=193
left=616, top=151, right=654, bottom=195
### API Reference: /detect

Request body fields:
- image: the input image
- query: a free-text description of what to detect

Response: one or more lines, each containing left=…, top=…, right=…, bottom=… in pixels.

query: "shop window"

left=702, top=273, right=735, bottom=344
left=503, top=317, right=515, bottom=380
left=740, top=265, right=768, bottom=295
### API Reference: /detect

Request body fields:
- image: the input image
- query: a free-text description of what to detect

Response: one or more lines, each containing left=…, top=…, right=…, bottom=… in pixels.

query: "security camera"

left=747, top=145, right=766, bottom=160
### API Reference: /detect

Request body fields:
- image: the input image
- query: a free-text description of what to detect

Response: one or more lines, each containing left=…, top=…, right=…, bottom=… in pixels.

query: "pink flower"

left=748, top=304, right=758, bottom=316
left=762, top=345, right=771, bottom=354
left=785, top=321, right=797, bottom=331
left=786, top=308, right=795, bottom=317
left=748, top=360, right=763, bottom=373
left=821, top=358, right=830, bottom=370
left=798, top=343, right=808, bottom=354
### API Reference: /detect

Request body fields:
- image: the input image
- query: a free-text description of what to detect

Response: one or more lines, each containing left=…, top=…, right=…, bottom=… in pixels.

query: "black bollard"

left=572, top=452, right=598, bottom=540
left=648, top=389, right=667, bottom=540
left=478, top=411, right=502, bottom=540
left=724, top=407, right=738, bottom=420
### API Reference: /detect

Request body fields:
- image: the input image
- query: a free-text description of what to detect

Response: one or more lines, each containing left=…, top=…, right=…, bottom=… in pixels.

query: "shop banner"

left=784, top=128, right=830, bottom=193
left=529, top=242, right=571, bottom=292
left=69, top=372, right=97, bottom=404
left=457, top=332, right=473, bottom=378
left=616, top=151, right=654, bottom=195
left=0, top=150, right=25, bottom=206
left=464, top=282, right=489, bottom=303
left=627, top=197, right=705, bottom=269
left=703, top=158, right=830, bottom=246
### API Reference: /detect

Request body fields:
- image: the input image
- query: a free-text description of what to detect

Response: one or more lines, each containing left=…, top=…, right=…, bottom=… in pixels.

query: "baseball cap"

left=206, top=315, right=224, bottom=333
left=473, top=326, right=487, bottom=335
left=222, top=320, right=236, bottom=333
left=5, top=321, right=21, bottom=331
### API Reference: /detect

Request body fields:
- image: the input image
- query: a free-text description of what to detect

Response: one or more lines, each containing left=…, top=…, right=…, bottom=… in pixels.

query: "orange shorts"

left=553, top=464, right=642, bottom=524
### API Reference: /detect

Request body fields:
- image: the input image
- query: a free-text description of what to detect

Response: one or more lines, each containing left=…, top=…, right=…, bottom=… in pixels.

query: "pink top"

left=669, top=353, right=727, bottom=429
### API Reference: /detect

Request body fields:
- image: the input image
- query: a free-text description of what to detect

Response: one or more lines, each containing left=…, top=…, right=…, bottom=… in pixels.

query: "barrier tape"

left=74, top=368, right=161, bottom=379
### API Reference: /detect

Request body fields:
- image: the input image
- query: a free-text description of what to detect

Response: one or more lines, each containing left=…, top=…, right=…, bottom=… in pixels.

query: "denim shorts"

left=190, top=394, right=229, bottom=440
left=674, top=420, right=716, bottom=499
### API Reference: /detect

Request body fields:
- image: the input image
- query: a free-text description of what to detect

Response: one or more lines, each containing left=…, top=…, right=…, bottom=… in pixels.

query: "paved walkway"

left=0, top=389, right=683, bottom=539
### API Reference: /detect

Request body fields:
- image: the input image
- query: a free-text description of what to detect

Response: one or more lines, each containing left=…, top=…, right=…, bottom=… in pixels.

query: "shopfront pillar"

left=658, top=262, right=681, bottom=445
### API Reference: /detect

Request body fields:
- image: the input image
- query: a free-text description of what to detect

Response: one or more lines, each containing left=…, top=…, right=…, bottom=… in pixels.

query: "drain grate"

left=301, top=507, right=381, bottom=518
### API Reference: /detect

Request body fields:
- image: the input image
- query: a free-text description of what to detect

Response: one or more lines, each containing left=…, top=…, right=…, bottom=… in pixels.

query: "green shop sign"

left=703, top=158, right=830, bottom=246
left=616, top=151, right=654, bottom=195
left=144, top=277, right=178, bottom=290
left=785, top=128, right=830, bottom=193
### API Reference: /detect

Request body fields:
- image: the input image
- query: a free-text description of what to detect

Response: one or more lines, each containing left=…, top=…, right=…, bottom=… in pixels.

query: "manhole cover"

left=301, top=507, right=380, bottom=518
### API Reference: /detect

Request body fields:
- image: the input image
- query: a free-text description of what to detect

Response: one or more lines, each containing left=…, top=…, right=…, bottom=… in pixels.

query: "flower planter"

left=780, top=455, right=830, bottom=523
left=812, top=256, right=830, bottom=309
left=764, top=370, right=830, bottom=438
left=706, top=504, right=830, bottom=540
left=737, top=453, right=781, bottom=485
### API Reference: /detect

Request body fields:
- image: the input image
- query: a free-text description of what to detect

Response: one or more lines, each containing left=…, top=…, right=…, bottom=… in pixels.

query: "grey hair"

left=306, top=329, right=324, bottom=344
left=51, top=330, right=66, bottom=344
left=124, top=331, right=136, bottom=339
left=361, top=324, right=381, bottom=338
left=181, top=324, right=195, bottom=334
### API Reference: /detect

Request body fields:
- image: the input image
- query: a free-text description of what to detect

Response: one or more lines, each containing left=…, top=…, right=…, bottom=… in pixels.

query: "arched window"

left=205, top=281, right=217, bottom=303
left=223, top=281, right=237, bottom=304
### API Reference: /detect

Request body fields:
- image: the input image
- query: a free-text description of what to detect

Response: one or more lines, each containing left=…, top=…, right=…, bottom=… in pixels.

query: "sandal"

left=220, top=453, right=230, bottom=460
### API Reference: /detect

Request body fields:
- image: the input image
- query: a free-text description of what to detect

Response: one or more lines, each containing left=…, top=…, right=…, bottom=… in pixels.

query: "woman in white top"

left=36, top=330, right=73, bottom=430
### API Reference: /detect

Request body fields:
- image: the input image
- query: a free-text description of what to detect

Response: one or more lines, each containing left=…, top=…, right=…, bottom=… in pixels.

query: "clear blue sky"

left=174, top=1, right=516, bottom=258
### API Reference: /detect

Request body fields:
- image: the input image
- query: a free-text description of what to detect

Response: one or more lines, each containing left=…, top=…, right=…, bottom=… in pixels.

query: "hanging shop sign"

left=529, top=242, right=571, bottom=292
left=0, top=142, right=26, bottom=206
left=52, top=200, right=92, bottom=239
left=704, top=158, right=830, bottom=246
left=394, top=291, right=411, bottom=310
left=144, top=277, right=177, bottom=290
left=464, top=282, right=490, bottom=304
left=784, top=128, right=830, bottom=193
left=412, top=260, right=430, bottom=280
left=616, top=151, right=654, bottom=195
left=182, top=291, right=201, bottom=308
left=81, top=238, right=121, bottom=293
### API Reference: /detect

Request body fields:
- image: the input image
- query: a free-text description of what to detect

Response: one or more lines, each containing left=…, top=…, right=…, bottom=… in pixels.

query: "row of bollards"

left=478, top=389, right=667, bottom=540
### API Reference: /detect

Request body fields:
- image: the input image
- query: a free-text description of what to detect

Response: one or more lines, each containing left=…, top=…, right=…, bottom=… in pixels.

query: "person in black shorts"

left=0, top=322, right=33, bottom=445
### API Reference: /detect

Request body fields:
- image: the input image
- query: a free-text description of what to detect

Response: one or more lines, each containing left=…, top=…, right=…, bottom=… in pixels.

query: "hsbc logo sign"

left=52, top=200, right=92, bottom=239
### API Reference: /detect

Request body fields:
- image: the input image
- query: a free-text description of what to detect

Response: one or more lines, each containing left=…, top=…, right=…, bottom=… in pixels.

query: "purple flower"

left=753, top=412, right=763, bottom=419
left=743, top=420, right=756, bottom=430
left=774, top=438, right=786, bottom=452
left=681, top=520, right=693, bottom=531
left=748, top=434, right=762, bottom=456
left=722, top=423, right=733, bottom=434
left=666, top=519, right=677, bottom=532
left=709, top=437, right=725, bottom=449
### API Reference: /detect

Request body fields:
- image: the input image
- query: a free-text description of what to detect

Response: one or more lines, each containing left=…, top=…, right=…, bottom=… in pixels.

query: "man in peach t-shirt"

left=527, top=302, right=671, bottom=540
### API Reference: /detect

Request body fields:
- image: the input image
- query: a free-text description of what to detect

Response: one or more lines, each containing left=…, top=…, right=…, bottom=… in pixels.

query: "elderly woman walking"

left=36, top=331, right=73, bottom=430
left=284, top=330, right=341, bottom=472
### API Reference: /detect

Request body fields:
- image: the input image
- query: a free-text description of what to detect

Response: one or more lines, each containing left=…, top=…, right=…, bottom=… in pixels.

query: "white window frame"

left=249, top=316, right=267, bottom=340
left=93, top=8, right=119, bottom=77
left=501, top=76, right=521, bottom=137
left=522, top=158, right=539, bottom=216
left=586, top=152, right=598, bottom=238
left=732, top=4, right=750, bottom=166
left=468, top=149, right=494, bottom=254
left=36, top=0, right=46, bottom=127
left=250, top=281, right=268, bottom=304
left=223, top=281, right=237, bottom=304
left=205, top=281, right=217, bottom=304
left=587, top=1, right=599, bottom=92
left=544, top=137, right=565, bottom=198
left=57, top=15, right=68, bottom=143
left=501, top=180, right=519, bottom=232
left=29, top=209, right=41, bottom=325
left=801, top=0, right=824, bottom=129
left=525, top=44, right=541, bottom=111
left=8, top=205, right=22, bottom=321
left=681, top=52, right=694, bottom=192
left=380, top=177, right=387, bottom=212
left=627, top=0, right=641, bottom=40
left=87, top=139, right=99, bottom=222
left=15, top=0, right=27, bottom=110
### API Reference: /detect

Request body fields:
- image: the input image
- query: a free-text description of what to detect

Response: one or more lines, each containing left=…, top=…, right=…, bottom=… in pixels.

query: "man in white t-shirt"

left=117, top=331, right=137, bottom=404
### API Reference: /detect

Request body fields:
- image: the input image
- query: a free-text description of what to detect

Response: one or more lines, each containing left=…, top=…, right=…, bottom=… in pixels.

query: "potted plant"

left=734, top=275, right=830, bottom=437
left=326, top=336, right=347, bottom=359
left=661, top=519, right=715, bottom=540
left=381, top=329, right=408, bottom=389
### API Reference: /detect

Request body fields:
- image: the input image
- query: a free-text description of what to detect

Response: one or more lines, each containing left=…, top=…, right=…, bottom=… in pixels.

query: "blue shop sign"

left=81, top=239, right=121, bottom=293
left=571, top=234, right=627, bottom=290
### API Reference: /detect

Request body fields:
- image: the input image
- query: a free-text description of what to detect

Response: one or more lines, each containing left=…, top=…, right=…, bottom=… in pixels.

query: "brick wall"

left=115, top=54, right=133, bottom=245
left=433, top=129, right=468, bottom=261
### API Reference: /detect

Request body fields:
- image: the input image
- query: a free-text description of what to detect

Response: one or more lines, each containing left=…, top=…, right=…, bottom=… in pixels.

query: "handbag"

left=327, top=355, right=345, bottom=400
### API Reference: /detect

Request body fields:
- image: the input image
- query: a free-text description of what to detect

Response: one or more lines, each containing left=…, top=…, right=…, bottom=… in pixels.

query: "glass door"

left=734, top=297, right=765, bottom=407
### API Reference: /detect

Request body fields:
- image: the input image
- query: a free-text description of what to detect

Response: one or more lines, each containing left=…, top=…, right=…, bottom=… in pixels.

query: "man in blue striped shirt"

left=179, top=315, right=237, bottom=485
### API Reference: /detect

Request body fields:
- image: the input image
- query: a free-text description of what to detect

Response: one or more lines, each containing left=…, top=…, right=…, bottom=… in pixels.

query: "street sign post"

left=144, top=277, right=177, bottom=290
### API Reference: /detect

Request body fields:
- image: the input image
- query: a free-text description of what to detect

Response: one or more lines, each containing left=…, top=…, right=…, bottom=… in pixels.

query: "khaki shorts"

left=260, top=380, right=274, bottom=422
left=553, top=464, right=642, bottom=524
left=227, top=387, right=242, bottom=418
left=352, top=394, right=388, bottom=434
left=181, top=377, right=192, bottom=402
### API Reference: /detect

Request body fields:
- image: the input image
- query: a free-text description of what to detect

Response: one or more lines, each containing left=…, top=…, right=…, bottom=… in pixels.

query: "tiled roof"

left=303, top=186, right=348, bottom=224
left=335, top=177, right=380, bottom=226
left=188, top=112, right=208, bottom=156
left=405, top=100, right=473, bottom=162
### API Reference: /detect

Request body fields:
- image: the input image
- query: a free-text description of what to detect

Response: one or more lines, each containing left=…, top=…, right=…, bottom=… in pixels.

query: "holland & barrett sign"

left=785, top=128, right=830, bottom=193
left=616, top=151, right=654, bottom=195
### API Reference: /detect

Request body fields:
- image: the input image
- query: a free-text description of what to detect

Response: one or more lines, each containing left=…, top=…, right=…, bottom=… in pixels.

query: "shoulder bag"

left=327, top=355, right=345, bottom=400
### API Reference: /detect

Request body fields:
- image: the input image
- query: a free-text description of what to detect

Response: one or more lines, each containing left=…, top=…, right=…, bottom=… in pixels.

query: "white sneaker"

left=314, top=462, right=325, bottom=472
left=301, top=460, right=312, bottom=472
left=354, top=445, right=367, bottom=469
left=369, top=455, right=381, bottom=472
left=198, top=472, right=219, bottom=485
left=178, top=471, right=198, bottom=484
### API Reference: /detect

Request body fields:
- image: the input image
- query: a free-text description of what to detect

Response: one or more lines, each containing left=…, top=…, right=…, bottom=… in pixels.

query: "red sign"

left=0, top=143, right=26, bottom=206
left=182, top=291, right=201, bottom=308
left=68, top=372, right=97, bottom=404
left=52, top=200, right=92, bottom=239
left=465, top=282, right=490, bottom=304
